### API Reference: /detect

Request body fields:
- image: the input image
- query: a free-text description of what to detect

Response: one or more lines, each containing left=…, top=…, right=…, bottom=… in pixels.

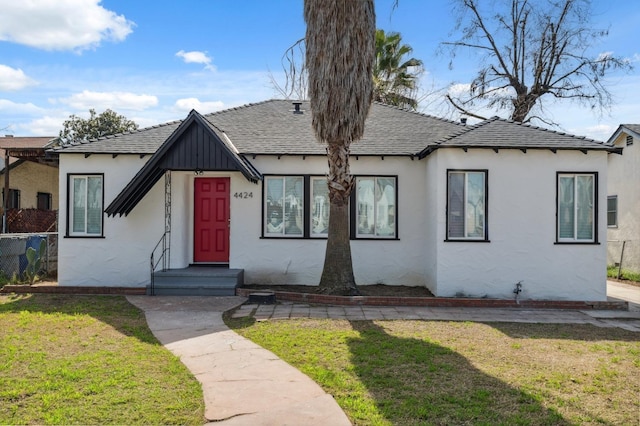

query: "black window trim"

left=445, top=169, right=490, bottom=242
left=607, top=195, right=618, bottom=228
left=261, top=173, right=400, bottom=240
left=554, top=171, right=599, bottom=245
left=350, top=175, right=399, bottom=240
left=65, top=173, right=105, bottom=239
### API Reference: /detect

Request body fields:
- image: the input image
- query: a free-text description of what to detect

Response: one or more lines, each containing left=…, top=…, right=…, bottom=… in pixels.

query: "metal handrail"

left=149, top=231, right=170, bottom=296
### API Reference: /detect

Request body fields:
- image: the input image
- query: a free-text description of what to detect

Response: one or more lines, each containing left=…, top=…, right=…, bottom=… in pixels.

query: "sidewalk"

left=231, top=299, right=640, bottom=333
left=127, top=281, right=640, bottom=425
left=607, top=280, right=640, bottom=311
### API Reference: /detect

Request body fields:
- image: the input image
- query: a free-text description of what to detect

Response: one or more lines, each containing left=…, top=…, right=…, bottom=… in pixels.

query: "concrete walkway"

left=126, top=295, right=351, bottom=426
left=607, top=280, right=640, bottom=311
left=127, top=280, right=640, bottom=425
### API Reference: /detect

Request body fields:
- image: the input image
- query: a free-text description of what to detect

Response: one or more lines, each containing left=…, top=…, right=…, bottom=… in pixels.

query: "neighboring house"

left=53, top=100, right=617, bottom=300
left=606, top=124, right=640, bottom=273
left=0, top=136, right=59, bottom=232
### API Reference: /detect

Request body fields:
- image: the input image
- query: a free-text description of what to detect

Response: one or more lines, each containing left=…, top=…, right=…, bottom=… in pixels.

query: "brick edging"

left=1, top=285, right=627, bottom=311
left=0, top=285, right=146, bottom=295
left=235, top=288, right=629, bottom=311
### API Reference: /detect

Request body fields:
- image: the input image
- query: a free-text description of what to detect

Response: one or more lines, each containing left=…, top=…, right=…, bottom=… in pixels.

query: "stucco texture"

left=607, top=131, right=640, bottom=273
left=58, top=148, right=609, bottom=301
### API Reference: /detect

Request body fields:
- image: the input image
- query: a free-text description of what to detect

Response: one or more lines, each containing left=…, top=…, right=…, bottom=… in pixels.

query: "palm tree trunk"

left=304, top=0, right=375, bottom=295
left=319, top=143, right=358, bottom=295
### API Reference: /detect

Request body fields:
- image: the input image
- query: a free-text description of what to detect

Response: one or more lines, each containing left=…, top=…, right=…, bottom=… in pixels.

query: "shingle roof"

left=54, top=100, right=462, bottom=156
left=53, top=122, right=180, bottom=154
left=105, top=110, right=262, bottom=216
left=54, top=100, right=616, bottom=157
left=418, top=116, right=615, bottom=158
left=200, top=100, right=462, bottom=156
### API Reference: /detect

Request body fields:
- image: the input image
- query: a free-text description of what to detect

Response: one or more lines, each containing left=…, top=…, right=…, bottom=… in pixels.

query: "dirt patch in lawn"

left=240, top=284, right=436, bottom=297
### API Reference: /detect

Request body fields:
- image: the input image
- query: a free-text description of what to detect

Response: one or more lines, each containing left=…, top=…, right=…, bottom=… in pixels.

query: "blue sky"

left=0, top=0, right=637, bottom=141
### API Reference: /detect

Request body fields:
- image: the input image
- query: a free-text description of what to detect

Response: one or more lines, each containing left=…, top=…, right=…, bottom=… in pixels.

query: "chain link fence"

left=0, top=232, right=57, bottom=281
left=608, top=239, right=640, bottom=276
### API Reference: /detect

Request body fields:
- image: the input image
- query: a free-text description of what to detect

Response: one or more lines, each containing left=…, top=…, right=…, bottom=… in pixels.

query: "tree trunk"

left=318, top=143, right=358, bottom=295
left=511, top=102, right=530, bottom=122
left=511, top=93, right=537, bottom=122
left=319, top=200, right=357, bottom=295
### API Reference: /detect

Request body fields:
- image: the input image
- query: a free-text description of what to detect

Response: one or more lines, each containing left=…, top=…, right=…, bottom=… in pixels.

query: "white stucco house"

left=607, top=124, right=640, bottom=274
left=53, top=100, right=618, bottom=300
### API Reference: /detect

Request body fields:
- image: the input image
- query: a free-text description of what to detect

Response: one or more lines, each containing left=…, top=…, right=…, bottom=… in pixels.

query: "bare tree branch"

left=442, top=0, right=633, bottom=124
left=268, top=38, right=308, bottom=100
left=445, top=94, right=488, bottom=120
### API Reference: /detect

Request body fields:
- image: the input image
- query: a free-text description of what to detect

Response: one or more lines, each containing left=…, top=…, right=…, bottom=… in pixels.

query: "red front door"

left=194, top=177, right=230, bottom=263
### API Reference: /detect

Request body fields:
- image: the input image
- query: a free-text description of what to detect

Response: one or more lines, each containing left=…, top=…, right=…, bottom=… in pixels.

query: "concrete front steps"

left=151, top=266, right=244, bottom=296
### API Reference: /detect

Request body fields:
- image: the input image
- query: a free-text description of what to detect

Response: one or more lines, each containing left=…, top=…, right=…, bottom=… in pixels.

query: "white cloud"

left=19, top=115, right=68, bottom=136
left=596, top=51, right=614, bottom=61
left=0, top=99, right=43, bottom=114
left=176, top=50, right=216, bottom=71
left=584, top=124, right=616, bottom=141
left=0, top=0, right=134, bottom=52
left=447, top=83, right=471, bottom=97
left=0, top=65, right=37, bottom=91
left=59, top=90, right=158, bottom=111
left=174, top=98, right=225, bottom=114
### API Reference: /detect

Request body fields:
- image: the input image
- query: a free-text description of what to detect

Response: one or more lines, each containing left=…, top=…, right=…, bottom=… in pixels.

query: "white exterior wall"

left=58, top=153, right=429, bottom=288
left=57, top=148, right=609, bottom=300
left=607, top=134, right=640, bottom=273
left=58, top=154, right=164, bottom=286
left=423, top=153, right=439, bottom=295
left=430, top=148, right=608, bottom=300
left=231, top=156, right=428, bottom=286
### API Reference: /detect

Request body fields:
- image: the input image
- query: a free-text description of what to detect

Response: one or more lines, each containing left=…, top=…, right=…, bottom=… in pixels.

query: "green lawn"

left=0, top=294, right=204, bottom=425
left=3, top=293, right=638, bottom=425
left=607, top=265, right=640, bottom=283
left=227, top=315, right=640, bottom=425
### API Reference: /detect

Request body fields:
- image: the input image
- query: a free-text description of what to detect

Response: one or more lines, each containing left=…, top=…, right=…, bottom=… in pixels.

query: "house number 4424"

left=234, top=192, right=253, bottom=199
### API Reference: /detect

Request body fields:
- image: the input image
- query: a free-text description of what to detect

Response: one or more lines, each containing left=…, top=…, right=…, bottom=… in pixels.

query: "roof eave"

left=105, top=110, right=262, bottom=217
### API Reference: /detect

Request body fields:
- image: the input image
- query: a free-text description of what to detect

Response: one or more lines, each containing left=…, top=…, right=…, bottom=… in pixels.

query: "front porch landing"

left=151, top=267, right=244, bottom=296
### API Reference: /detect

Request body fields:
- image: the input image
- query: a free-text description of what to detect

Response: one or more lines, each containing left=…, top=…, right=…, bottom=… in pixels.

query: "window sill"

left=260, top=236, right=323, bottom=240
left=554, top=241, right=600, bottom=245
left=64, top=235, right=105, bottom=239
left=444, top=239, right=490, bottom=243
left=353, top=237, right=400, bottom=241
left=259, top=236, right=400, bottom=241
left=607, top=226, right=618, bottom=229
